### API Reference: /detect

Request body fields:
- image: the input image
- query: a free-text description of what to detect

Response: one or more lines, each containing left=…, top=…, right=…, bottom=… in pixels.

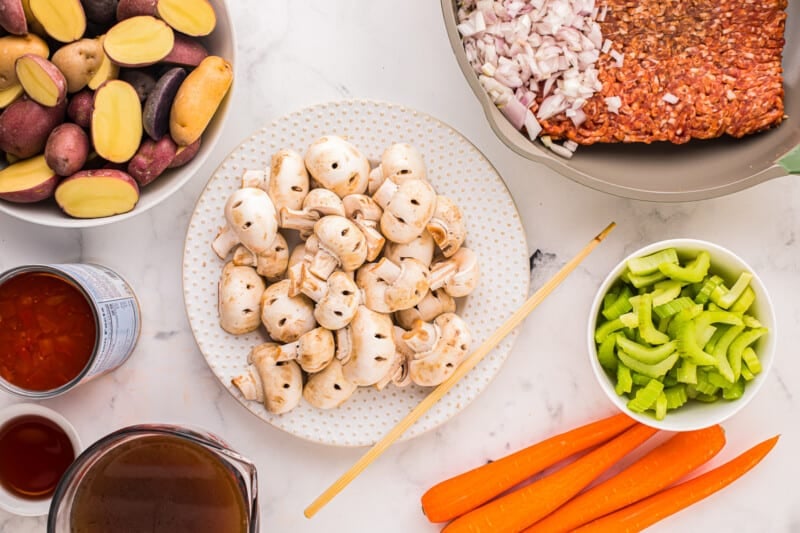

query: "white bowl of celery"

left=588, top=239, right=776, bottom=431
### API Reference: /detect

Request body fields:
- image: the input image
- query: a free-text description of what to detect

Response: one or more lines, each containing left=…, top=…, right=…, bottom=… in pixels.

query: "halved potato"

left=104, top=15, right=174, bottom=67
left=0, top=154, right=59, bottom=202
left=29, top=0, right=86, bottom=43
left=91, top=79, right=142, bottom=163
left=15, top=54, right=67, bottom=106
left=156, top=0, right=215, bottom=36
left=55, top=168, right=140, bottom=218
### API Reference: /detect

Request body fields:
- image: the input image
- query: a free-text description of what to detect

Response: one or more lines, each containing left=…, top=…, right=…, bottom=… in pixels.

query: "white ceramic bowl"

left=0, top=0, right=236, bottom=228
left=0, top=403, right=82, bottom=516
left=587, top=239, right=776, bottom=431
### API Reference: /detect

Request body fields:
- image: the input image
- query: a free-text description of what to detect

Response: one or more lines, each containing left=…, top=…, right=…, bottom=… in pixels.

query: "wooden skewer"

left=304, top=222, right=617, bottom=519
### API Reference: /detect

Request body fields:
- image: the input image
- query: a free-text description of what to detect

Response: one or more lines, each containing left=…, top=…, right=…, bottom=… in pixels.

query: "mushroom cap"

left=382, top=230, right=435, bottom=267
left=218, top=262, right=266, bottom=335
left=224, top=187, right=279, bottom=255
left=260, top=279, right=317, bottom=343
left=341, top=306, right=396, bottom=386
left=295, top=327, right=335, bottom=373
left=231, top=364, right=264, bottom=402
left=313, top=215, right=368, bottom=272
left=250, top=350, right=303, bottom=415
left=269, top=149, right=309, bottom=212
left=304, top=136, right=370, bottom=197
left=394, top=288, right=456, bottom=330
left=380, top=143, right=427, bottom=182
left=303, top=187, right=346, bottom=216
left=303, top=359, right=358, bottom=409
left=383, top=258, right=430, bottom=311
left=313, top=271, right=360, bottom=330
left=343, top=194, right=383, bottom=222
left=376, top=178, right=436, bottom=244
left=431, top=247, right=480, bottom=298
left=426, top=195, right=466, bottom=258
left=255, top=232, right=290, bottom=280
left=408, top=313, right=471, bottom=387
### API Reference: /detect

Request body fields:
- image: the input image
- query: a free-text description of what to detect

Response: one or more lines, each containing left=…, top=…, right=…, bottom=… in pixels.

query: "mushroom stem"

left=231, top=364, right=264, bottom=402
left=310, top=248, right=339, bottom=279
left=403, top=320, right=439, bottom=353
left=241, top=169, right=267, bottom=189
left=352, top=219, right=385, bottom=261
left=335, top=327, right=353, bottom=364
left=211, top=225, right=240, bottom=259
left=372, top=178, right=399, bottom=209
left=429, top=260, right=459, bottom=290
left=279, top=207, right=319, bottom=236
left=370, top=257, right=402, bottom=283
left=297, top=263, right=328, bottom=302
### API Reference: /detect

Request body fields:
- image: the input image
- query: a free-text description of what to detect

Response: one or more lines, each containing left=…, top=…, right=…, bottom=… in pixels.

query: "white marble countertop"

left=1, top=1, right=799, bottom=531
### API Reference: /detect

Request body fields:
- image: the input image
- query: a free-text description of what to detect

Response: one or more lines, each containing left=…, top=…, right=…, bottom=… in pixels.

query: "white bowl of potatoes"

left=0, top=0, right=235, bottom=227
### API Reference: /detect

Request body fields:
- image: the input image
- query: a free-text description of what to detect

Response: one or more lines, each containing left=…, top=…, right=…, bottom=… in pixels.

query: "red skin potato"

left=0, top=97, right=66, bottom=158
left=0, top=173, right=59, bottom=202
left=55, top=168, right=140, bottom=218
left=115, top=0, right=156, bottom=20
left=167, top=136, right=200, bottom=168
left=0, top=0, right=27, bottom=35
left=162, top=34, right=208, bottom=67
left=67, top=90, right=94, bottom=128
left=45, top=123, right=90, bottom=176
left=17, top=54, right=68, bottom=107
left=127, top=134, right=176, bottom=186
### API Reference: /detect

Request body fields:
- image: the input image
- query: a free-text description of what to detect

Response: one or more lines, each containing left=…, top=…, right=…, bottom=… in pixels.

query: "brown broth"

left=0, top=415, right=75, bottom=499
left=69, top=434, right=248, bottom=533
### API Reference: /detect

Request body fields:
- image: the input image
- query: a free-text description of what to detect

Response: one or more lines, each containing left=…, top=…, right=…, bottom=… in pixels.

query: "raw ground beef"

left=538, top=0, right=788, bottom=144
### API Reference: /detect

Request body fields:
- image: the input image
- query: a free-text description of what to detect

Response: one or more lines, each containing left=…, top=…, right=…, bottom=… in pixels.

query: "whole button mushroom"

left=267, top=326, right=335, bottom=373
left=426, top=195, right=466, bottom=258
left=304, top=135, right=370, bottom=197
left=382, top=230, right=436, bottom=267
left=303, top=359, right=358, bottom=409
left=296, top=265, right=360, bottom=330
left=267, top=149, right=310, bottom=212
left=357, top=257, right=430, bottom=314
left=280, top=188, right=345, bottom=239
left=343, top=194, right=385, bottom=261
left=373, top=177, right=436, bottom=244
left=218, top=262, right=266, bottom=335
left=260, top=279, right=316, bottom=343
left=231, top=342, right=278, bottom=401
left=394, top=288, right=456, bottom=330
left=368, top=143, right=428, bottom=195
left=404, top=313, right=472, bottom=387
left=309, top=215, right=368, bottom=279
left=375, top=326, right=414, bottom=390
left=241, top=345, right=303, bottom=415
left=212, top=187, right=279, bottom=259
left=429, top=247, right=480, bottom=298
left=231, top=232, right=290, bottom=281
left=339, top=306, right=397, bottom=387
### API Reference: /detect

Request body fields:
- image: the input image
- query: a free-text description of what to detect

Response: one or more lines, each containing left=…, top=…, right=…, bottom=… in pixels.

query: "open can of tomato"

left=0, top=264, right=141, bottom=399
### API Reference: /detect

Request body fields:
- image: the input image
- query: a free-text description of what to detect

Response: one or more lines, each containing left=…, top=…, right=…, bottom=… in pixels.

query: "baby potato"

left=0, top=33, right=48, bottom=90
left=52, top=38, right=104, bottom=93
left=170, top=55, right=232, bottom=146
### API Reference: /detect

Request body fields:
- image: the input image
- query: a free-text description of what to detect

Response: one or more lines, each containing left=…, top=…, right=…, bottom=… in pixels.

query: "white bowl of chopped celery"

left=588, top=239, right=776, bottom=431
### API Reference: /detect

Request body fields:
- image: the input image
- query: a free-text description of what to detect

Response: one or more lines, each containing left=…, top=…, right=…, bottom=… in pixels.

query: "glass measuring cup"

left=47, top=424, right=259, bottom=533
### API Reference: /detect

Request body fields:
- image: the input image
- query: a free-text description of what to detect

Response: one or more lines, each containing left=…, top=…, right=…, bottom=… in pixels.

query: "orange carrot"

left=421, top=413, right=636, bottom=523
left=524, top=425, right=726, bottom=533
left=574, top=435, right=780, bottom=533
left=443, top=423, right=658, bottom=533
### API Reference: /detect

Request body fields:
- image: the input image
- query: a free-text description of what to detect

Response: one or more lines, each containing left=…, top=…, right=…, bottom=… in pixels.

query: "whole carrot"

left=524, top=425, right=726, bottom=533
left=574, top=435, right=780, bottom=533
left=443, top=423, right=658, bottom=533
left=421, top=413, right=636, bottom=523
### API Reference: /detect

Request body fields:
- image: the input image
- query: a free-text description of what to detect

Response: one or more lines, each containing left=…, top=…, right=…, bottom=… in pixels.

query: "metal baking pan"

left=442, top=0, right=799, bottom=202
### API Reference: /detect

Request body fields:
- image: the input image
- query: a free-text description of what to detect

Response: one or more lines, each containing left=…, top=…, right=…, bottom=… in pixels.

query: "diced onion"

left=662, top=92, right=679, bottom=104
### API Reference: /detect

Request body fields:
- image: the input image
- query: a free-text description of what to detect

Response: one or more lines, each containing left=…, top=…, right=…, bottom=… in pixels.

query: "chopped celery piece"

left=664, top=385, right=688, bottom=409
left=667, top=304, right=704, bottom=338
left=659, top=251, right=710, bottom=283
left=695, top=393, right=720, bottom=403
left=694, top=310, right=744, bottom=331
left=675, top=322, right=716, bottom=367
left=730, top=286, right=756, bottom=313
left=694, top=275, right=724, bottom=304
left=651, top=280, right=684, bottom=307
left=619, top=312, right=639, bottom=329
left=709, top=285, right=728, bottom=308
left=677, top=359, right=698, bottom=384
left=741, top=366, right=755, bottom=381
left=742, top=315, right=762, bottom=329
left=728, top=328, right=768, bottom=382
left=663, top=372, right=678, bottom=387
left=704, top=325, right=729, bottom=353
left=595, top=318, right=625, bottom=343
left=686, top=384, right=698, bottom=399
left=695, top=324, right=717, bottom=350
left=597, top=334, right=618, bottom=371
left=628, top=270, right=667, bottom=288
left=603, top=292, right=618, bottom=311
left=602, top=285, right=634, bottom=320
left=616, top=336, right=677, bottom=364
left=627, top=379, right=664, bottom=412
left=615, top=364, right=633, bottom=395
left=715, top=272, right=753, bottom=309
left=654, top=392, right=668, bottom=420
left=638, top=293, right=670, bottom=345
left=617, top=349, right=680, bottom=379
left=742, top=346, right=762, bottom=375
left=706, top=370, right=734, bottom=389
left=627, top=248, right=679, bottom=276
left=694, top=375, right=719, bottom=396
left=711, top=324, right=745, bottom=382
left=722, top=379, right=745, bottom=401
left=631, top=372, right=651, bottom=386
left=653, top=297, right=695, bottom=319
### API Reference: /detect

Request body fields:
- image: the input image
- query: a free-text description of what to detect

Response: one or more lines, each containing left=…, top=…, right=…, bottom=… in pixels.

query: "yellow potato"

left=169, top=55, right=232, bottom=146
left=0, top=33, right=48, bottom=90
left=52, top=38, right=103, bottom=93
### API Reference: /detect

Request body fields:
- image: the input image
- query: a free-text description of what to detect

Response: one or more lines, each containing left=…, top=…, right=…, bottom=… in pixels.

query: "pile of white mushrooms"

left=212, top=136, right=479, bottom=414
